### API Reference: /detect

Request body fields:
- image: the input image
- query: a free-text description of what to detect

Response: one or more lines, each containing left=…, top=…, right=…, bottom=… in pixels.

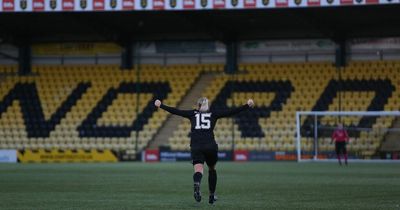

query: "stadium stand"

left=0, top=64, right=207, bottom=156
left=0, top=65, right=17, bottom=74
left=168, top=61, right=400, bottom=156
left=0, top=61, right=399, bottom=156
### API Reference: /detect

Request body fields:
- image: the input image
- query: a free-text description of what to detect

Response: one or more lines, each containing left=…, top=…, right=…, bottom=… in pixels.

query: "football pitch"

left=0, top=162, right=399, bottom=210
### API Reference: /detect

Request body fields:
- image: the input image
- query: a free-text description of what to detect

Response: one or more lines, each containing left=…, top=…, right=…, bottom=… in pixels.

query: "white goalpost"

left=296, top=111, right=400, bottom=163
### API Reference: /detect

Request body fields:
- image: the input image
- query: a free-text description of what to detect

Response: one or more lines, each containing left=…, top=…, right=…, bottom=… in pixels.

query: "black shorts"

left=335, top=142, right=347, bottom=154
left=191, top=148, right=218, bottom=166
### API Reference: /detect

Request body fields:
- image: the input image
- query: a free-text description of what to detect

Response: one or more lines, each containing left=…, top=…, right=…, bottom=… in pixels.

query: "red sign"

left=340, top=0, right=353, bottom=4
left=234, top=150, right=249, bottom=161
left=93, top=0, right=105, bottom=10
left=183, top=0, right=195, bottom=9
left=275, top=0, right=288, bottom=7
left=122, top=0, right=134, bottom=9
left=307, top=0, right=320, bottom=6
left=153, top=0, right=165, bottom=9
left=244, top=0, right=256, bottom=8
left=62, top=0, right=74, bottom=10
left=33, top=0, right=45, bottom=11
left=213, top=0, right=225, bottom=8
left=275, top=154, right=297, bottom=160
left=365, top=0, right=378, bottom=4
left=2, top=0, right=15, bottom=11
left=143, top=149, right=159, bottom=162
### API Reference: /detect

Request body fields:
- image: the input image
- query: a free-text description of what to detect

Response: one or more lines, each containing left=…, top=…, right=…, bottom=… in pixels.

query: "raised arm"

left=155, top=100, right=193, bottom=118
left=214, top=99, right=254, bottom=119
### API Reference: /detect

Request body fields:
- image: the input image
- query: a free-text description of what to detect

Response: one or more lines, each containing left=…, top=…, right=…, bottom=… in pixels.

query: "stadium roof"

left=0, top=4, right=400, bottom=43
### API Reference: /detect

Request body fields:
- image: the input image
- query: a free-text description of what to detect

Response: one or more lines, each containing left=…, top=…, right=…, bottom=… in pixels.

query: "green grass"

left=0, top=162, right=399, bottom=210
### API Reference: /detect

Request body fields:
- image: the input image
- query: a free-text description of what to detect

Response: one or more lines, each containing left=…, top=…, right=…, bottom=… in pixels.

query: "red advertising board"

left=234, top=150, right=249, bottom=161
left=307, top=0, right=320, bottom=6
left=153, top=0, right=165, bottom=9
left=275, top=154, right=297, bottom=160
left=183, top=0, right=195, bottom=8
left=365, top=0, right=378, bottom=4
left=33, top=0, right=45, bottom=11
left=275, top=0, right=288, bottom=7
left=143, top=149, right=160, bottom=162
left=62, top=0, right=74, bottom=10
left=213, top=0, right=225, bottom=8
left=340, top=0, right=353, bottom=5
left=122, top=0, right=135, bottom=9
left=2, top=0, right=15, bottom=11
left=244, top=0, right=256, bottom=8
left=93, top=0, right=105, bottom=10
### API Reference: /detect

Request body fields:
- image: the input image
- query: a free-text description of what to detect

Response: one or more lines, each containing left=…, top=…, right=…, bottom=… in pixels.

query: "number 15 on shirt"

left=195, top=113, right=211, bottom=129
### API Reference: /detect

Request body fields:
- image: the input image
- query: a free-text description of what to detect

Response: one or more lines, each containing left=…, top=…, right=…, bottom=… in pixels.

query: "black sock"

left=193, top=172, right=203, bottom=184
left=208, top=170, right=217, bottom=195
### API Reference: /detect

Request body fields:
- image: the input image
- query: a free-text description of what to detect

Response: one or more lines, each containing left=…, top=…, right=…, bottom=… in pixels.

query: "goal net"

left=296, top=111, right=400, bottom=162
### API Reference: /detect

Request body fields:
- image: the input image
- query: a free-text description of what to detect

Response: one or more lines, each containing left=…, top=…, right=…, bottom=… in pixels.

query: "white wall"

left=133, top=52, right=225, bottom=65
left=0, top=58, right=18, bottom=65
left=2, top=40, right=400, bottom=66
left=0, top=44, right=18, bottom=65
left=239, top=51, right=336, bottom=63
left=31, top=55, right=121, bottom=65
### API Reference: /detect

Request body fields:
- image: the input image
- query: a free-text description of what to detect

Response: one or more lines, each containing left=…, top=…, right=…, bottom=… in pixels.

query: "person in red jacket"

left=331, top=123, right=350, bottom=165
